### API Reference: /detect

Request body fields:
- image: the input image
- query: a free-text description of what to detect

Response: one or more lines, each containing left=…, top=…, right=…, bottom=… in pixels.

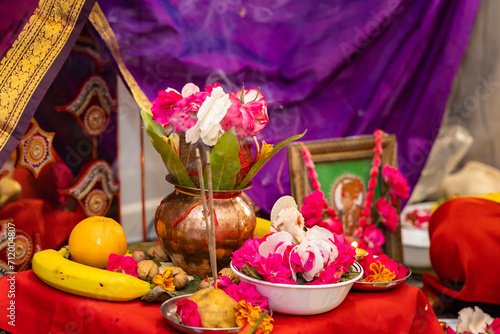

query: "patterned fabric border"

left=0, top=0, right=90, bottom=155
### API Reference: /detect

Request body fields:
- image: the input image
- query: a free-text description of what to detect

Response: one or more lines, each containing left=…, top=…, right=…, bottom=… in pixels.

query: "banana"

left=32, top=248, right=151, bottom=301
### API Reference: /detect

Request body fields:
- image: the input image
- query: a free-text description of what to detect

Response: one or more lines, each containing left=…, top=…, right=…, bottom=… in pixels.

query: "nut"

left=137, top=260, right=159, bottom=282
left=148, top=244, right=170, bottom=262
left=218, top=267, right=239, bottom=284
left=171, top=267, right=188, bottom=289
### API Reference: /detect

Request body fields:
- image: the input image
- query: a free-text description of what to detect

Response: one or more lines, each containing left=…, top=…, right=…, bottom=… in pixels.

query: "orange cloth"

left=423, top=197, right=500, bottom=305
left=0, top=270, right=443, bottom=334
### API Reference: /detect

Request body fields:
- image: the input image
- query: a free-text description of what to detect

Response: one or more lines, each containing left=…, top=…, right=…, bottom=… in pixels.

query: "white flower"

left=456, top=306, right=494, bottom=334
left=181, top=83, right=200, bottom=97
left=304, top=226, right=338, bottom=266
left=293, top=239, right=325, bottom=281
left=185, top=86, right=230, bottom=146
left=258, top=231, right=293, bottom=257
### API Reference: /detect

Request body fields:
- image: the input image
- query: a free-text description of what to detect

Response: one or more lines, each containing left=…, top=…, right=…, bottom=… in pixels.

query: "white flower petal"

left=185, top=123, right=200, bottom=144
left=258, top=232, right=293, bottom=257
left=456, top=306, right=494, bottom=334
left=181, top=83, right=200, bottom=97
left=294, top=241, right=324, bottom=281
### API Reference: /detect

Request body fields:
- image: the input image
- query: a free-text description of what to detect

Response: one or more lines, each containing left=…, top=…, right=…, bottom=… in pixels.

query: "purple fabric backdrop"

left=99, top=0, right=479, bottom=214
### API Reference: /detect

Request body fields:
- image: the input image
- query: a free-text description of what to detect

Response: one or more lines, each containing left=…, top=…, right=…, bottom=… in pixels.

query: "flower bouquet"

left=141, top=82, right=305, bottom=276
left=230, top=196, right=363, bottom=315
left=141, top=82, right=305, bottom=190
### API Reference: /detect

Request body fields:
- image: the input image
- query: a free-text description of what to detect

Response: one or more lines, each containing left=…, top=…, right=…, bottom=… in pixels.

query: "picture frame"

left=287, top=134, right=403, bottom=261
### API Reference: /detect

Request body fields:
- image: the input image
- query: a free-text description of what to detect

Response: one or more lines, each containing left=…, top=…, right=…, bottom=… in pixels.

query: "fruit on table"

left=188, top=288, right=237, bottom=328
left=32, top=248, right=151, bottom=301
left=68, top=216, right=127, bottom=268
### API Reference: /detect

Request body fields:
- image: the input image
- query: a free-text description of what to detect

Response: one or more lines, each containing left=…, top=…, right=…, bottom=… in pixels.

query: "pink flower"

left=405, top=209, right=431, bottom=228
left=221, top=88, right=269, bottom=138
left=170, top=91, right=208, bottom=132
left=301, top=190, right=328, bottom=228
left=359, top=254, right=399, bottom=280
left=315, top=217, right=343, bottom=235
left=223, top=282, right=270, bottom=312
left=360, top=224, right=385, bottom=255
left=375, top=198, right=399, bottom=232
left=231, top=237, right=263, bottom=270
left=486, top=318, right=500, bottom=334
left=256, top=252, right=295, bottom=284
left=176, top=299, right=202, bottom=327
left=151, top=89, right=183, bottom=128
left=214, top=275, right=234, bottom=290
left=309, top=261, right=346, bottom=284
left=332, top=234, right=355, bottom=269
left=383, top=165, right=410, bottom=202
left=105, top=253, right=138, bottom=277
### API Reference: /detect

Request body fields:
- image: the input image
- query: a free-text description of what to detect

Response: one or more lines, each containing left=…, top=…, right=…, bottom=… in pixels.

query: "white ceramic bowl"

left=230, top=261, right=363, bottom=315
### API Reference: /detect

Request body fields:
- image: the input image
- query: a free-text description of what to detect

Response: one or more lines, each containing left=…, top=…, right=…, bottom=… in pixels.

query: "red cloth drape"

left=423, top=197, right=500, bottom=305
left=0, top=270, right=443, bottom=334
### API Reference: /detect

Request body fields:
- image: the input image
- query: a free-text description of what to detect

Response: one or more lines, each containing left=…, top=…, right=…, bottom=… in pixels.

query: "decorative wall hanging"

left=60, top=160, right=119, bottom=217
left=0, top=219, right=33, bottom=276
left=55, top=75, right=116, bottom=159
left=16, top=120, right=56, bottom=178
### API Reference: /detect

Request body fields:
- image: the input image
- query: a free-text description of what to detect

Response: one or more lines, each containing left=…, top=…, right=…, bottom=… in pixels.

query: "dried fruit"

left=218, top=268, right=239, bottom=284
left=147, top=244, right=170, bottom=262
left=171, top=267, right=188, bottom=289
left=137, top=260, right=159, bottom=282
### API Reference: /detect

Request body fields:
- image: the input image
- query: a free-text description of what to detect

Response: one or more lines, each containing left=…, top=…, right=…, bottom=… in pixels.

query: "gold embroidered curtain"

left=0, top=0, right=97, bottom=166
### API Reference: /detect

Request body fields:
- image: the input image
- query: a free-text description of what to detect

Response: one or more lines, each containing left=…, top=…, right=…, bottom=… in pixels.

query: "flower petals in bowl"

left=230, top=261, right=363, bottom=315
left=352, top=258, right=412, bottom=292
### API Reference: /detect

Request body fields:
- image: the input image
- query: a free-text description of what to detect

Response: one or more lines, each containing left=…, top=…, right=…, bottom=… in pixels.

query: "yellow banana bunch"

left=32, top=248, right=151, bottom=301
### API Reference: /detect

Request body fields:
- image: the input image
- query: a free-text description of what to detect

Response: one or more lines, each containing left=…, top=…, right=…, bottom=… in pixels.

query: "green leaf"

left=145, top=129, right=194, bottom=187
left=236, top=130, right=307, bottom=189
left=207, top=131, right=241, bottom=190
left=140, top=109, right=165, bottom=138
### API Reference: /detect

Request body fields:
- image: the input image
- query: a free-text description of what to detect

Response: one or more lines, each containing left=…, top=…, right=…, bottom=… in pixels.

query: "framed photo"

left=287, top=134, right=403, bottom=261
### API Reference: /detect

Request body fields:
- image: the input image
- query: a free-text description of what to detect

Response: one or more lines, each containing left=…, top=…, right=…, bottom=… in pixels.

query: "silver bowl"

left=351, top=261, right=412, bottom=291
left=160, top=294, right=240, bottom=333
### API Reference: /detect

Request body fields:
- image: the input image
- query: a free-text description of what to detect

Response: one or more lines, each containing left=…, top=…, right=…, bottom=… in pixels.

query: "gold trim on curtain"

left=0, top=0, right=88, bottom=153
left=89, top=3, right=152, bottom=111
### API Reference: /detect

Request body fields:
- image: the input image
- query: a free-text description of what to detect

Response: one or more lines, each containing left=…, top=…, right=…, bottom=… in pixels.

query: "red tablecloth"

left=0, top=270, right=443, bottom=334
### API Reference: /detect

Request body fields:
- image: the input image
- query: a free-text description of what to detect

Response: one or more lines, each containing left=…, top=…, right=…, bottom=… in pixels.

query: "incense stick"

left=205, top=150, right=218, bottom=286
left=195, top=149, right=216, bottom=284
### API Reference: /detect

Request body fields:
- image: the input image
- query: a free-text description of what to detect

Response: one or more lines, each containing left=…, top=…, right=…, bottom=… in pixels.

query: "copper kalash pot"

left=154, top=177, right=256, bottom=276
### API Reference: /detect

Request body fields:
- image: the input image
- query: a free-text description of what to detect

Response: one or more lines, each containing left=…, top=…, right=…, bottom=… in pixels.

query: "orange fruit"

left=68, top=216, right=127, bottom=268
